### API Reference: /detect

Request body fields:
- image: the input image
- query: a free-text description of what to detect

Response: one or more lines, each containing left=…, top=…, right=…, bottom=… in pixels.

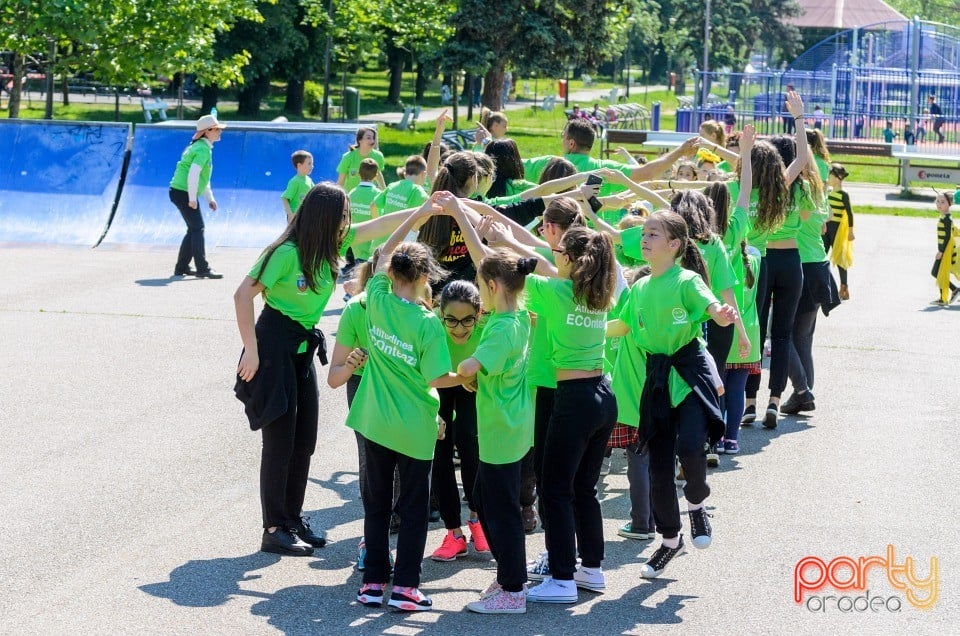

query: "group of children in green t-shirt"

left=243, top=92, right=874, bottom=614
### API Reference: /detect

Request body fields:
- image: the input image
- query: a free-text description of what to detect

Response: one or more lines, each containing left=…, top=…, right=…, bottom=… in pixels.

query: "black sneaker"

left=741, top=404, right=756, bottom=426
left=764, top=403, right=779, bottom=429
left=173, top=267, right=196, bottom=277
left=640, top=536, right=685, bottom=578
left=290, top=516, right=327, bottom=548
left=780, top=391, right=815, bottom=415
left=688, top=507, right=713, bottom=549
left=195, top=269, right=224, bottom=279
left=428, top=506, right=441, bottom=523
left=261, top=527, right=313, bottom=556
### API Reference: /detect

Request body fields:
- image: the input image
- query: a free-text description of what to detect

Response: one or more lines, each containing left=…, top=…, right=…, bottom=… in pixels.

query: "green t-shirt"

left=814, top=155, right=830, bottom=182
left=486, top=179, right=536, bottom=207
left=699, top=236, right=736, bottom=296
left=374, top=179, right=429, bottom=216
left=525, top=274, right=607, bottom=373
left=348, top=182, right=382, bottom=260
left=345, top=272, right=452, bottom=460
left=610, top=288, right=646, bottom=428
left=727, top=247, right=762, bottom=364
left=335, top=292, right=369, bottom=377
left=337, top=148, right=386, bottom=193
left=471, top=311, right=534, bottom=464
left=604, top=287, right=629, bottom=376
left=766, top=184, right=815, bottom=243
left=522, top=152, right=632, bottom=197
left=723, top=203, right=750, bottom=259
left=281, top=174, right=314, bottom=214
left=524, top=247, right=557, bottom=389
left=717, top=160, right=733, bottom=173
left=727, top=181, right=773, bottom=256
left=797, top=205, right=829, bottom=264
left=619, top=264, right=718, bottom=406
left=249, top=228, right=355, bottom=330
left=169, top=140, right=212, bottom=195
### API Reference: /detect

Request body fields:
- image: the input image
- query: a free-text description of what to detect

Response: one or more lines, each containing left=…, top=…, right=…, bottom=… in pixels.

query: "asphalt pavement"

left=0, top=211, right=956, bottom=634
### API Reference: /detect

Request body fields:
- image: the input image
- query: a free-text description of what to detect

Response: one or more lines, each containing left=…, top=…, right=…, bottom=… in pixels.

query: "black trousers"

left=541, top=377, right=617, bottom=579
left=432, top=386, right=479, bottom=529
left=360, top=436, right=432, bottom=588
left=648, top=393, right=711, bottom=539
left=520, top=386, right=555, bottom=516
left=473, top=460, right=526, bottom=592
left=706, top=322, right=734, bottom=412
left=747, top=248, right=803, bottom=399
left=260, top=352, right=318, bottom=529
left=169, top=188, right=209, bottom=273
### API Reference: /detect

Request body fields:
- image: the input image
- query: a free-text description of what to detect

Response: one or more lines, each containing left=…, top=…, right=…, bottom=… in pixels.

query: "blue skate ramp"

left=102, top=122, right=365, bottom=248
left=0, top=120, right=130, bottom=245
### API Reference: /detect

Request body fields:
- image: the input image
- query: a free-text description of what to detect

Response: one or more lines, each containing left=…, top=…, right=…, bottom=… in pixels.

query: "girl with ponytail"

left=435, top=194, right=537, bottom=613
left=606, top=210, right=739, bottom=579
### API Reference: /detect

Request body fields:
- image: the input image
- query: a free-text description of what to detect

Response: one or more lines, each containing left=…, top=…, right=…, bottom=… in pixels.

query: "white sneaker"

left=526, top=577, right=577, bottom=604
left=526, top=550, right=550, bottom=581
left=573, top=565, right=605, bottom=592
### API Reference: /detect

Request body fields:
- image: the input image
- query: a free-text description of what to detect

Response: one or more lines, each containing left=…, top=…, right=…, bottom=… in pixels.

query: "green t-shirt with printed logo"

left=337, top=148, right=385, bottom=193
left=281, top=174, right=314, bottom=214
left=169, top=140, right=213, bottom=194
left=619, top=264, right=718, bottom=406
left=374, top=179, right=429, bottom=216
left=471, top=311, right=534, bottom=464
left=524, top=274, right=607, bottom=372
left=348, top=182, right=382, bottom=260
left=727, top=247, right=762, bottom=364
left=346, top=272, right=452, bottom=460
left=335, top=292, right=369, bottom=377
left=249, top=228, right=355, bottom=330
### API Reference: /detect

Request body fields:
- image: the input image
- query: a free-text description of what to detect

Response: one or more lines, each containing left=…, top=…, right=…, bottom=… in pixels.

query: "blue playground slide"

left=0, top=120, right=131, bottom=245
left=102, top=122, right=363, bottom=248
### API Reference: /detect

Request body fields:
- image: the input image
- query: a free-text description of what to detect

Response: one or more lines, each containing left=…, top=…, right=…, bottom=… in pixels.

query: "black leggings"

left=822, top=221, right=848, bottom=285
left=474, top=460, right=525, bottom=592
left=746, top=248, right=803, bottom=399
left=260, top=352, right=318, bottom=529
left=432, top=386, right=479, bottom=529
left=520, top=386, right=555, bottom=513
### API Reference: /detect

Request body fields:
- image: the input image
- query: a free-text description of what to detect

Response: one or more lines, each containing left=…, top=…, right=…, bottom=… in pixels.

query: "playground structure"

left=682, top=18, right=960, bottom=190
left=0, top=119, right=364, bottom=247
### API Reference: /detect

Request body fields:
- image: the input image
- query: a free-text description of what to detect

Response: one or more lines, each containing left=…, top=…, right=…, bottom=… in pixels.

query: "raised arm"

left=697, top=138, right=738, bottom=163
left=596, top=168, right=671, bottom=208
left=784, top=91, right=810, bottom=184
left=629, top=136, right=700, bottom=182
left=476, top=216, right=559, bottom=277
left=460, top=199, right=550, bottom=249
left=375, top=198, right=438, bottom=273
left=426, top=110, right=451, bottom=184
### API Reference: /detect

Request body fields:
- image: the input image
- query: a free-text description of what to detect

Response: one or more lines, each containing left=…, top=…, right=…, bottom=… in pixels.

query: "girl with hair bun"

left=606, top=211, right=738, bottom=579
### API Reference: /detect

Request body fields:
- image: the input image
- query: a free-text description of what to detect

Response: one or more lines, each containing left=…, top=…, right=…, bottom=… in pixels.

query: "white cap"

left=192, top=114, right=225, bottom=140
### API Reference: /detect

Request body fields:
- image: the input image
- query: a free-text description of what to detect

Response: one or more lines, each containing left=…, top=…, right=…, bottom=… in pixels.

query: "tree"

left=887, top=0, right=955, bottom=23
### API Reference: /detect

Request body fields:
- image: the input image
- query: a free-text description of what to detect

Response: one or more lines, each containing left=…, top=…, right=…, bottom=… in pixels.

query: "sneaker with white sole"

left=640, top=536, right=685, bottom=578
left=617, top=522, right=655, bottom=540
left=467, top=588, right=526, bottom=614
left=430, top=530, right=467, bottom=561
left=526, top=551, right=550, bottom=581
left=688, top=507, right=713, bottom=549
left=468, top=519, right=490, bottom=553
left=741, top=404, right=756, bottom=425
left=388, top=586, right=432, bottom=611
left=723, top=440, right=739, bottom=454
left=526, top=577, right=578, bottom=604
left=764, top=403, right=779, bottom=429
left=706, top=446, right=719, bottom=468
left=573, top=565, right=606, bottom=592
left=356, top=583, right=385, bottom=607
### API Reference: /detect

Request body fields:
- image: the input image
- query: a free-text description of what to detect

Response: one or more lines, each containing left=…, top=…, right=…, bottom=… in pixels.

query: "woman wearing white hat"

left=169, top=114, right=226, bottom=278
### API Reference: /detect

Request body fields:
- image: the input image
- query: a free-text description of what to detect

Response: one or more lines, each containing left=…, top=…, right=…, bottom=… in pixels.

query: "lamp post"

left=701, top=0, right=711, bottom=108
left=565, top=64, right=574, bottom=108
left=625, top=16, right=636, bottom=99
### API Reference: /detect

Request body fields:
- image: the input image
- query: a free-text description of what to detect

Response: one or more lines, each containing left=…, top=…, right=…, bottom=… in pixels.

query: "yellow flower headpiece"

left=696, top=148, right=722, bottom=165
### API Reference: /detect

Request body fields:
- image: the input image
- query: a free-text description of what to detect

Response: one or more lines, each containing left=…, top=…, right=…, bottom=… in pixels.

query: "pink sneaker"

left=467, top=588, right=526, bottom=614
left=430, top=530, right=467, bottom=561
left=468, top=520, right=490, bottom=553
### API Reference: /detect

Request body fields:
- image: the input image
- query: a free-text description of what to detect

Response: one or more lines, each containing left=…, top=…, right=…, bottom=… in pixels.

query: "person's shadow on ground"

left=139, top=551, right=279, bottom=607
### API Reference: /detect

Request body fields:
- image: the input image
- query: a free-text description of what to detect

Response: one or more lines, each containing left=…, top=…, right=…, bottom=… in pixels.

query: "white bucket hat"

left=192, top=114, right=226, bottom=140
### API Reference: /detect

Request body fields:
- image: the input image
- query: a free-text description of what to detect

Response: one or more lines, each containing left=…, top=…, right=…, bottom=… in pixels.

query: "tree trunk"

left=465, top=73, right=473, bottom=121
left=201, top=85, right=219, bottom=115
left=237, top=75, right=270, bottom=118
left=675, top=66, right=686, bottom=96
left=415, top=61, right=428, bottom=104
left=482, top=63, right=505, bottom=111
left=44, top=40, right=55, bottom=120
left=8, top=52, right=24, bottom=118
left=386, top=42, right=404, bottom=105
left=284, top=78, right=305, bottom=116
left=61, top=74, right=69, bottom=107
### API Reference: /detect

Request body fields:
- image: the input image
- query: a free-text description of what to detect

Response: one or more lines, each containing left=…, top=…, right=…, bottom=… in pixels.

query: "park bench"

left=441, top=128, right=476, bottom=151
left=601, top=129, right=696, bottom=160
left=141, top=97, right=169, bottom=123
left=532, top=95, right=557, bottom=111
left=825, top=139, right=898, bottom=179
